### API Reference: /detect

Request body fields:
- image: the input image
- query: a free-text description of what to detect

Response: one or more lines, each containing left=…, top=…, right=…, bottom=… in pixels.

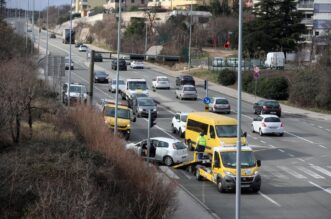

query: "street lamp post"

left=67, top=0, right=74, bottom=107
left=188, top=3, right=192, bottom=72
left=114, top=0, right=122, bottom=135
left=45, top=0, right=49, bottom=80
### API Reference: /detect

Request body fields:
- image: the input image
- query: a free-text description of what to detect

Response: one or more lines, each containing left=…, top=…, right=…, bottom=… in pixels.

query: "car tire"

left=217, top=178, right=225, bottom=193
left=195, top=167, right=202, bottom=181
left=279, top=133, right=284, bottom=137
left=179, top=128, right=184, bottom=138
left=259, top=128, right=263, bottom=136
left=163, top=156, right=173, bottom=166
left=188, top=140, right=194, bottom=151
left=180, top=96, right=183, bottom=100
left=194, top=98, right=197, bottom=101
left=171, top=124, right=176, bottom=134
left=251, top=125, right=255, bottom=133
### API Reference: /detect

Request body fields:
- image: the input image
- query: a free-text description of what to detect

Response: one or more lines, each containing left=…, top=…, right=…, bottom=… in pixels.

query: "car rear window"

left=184, top=87, right=196, bottom=91
left=180, top=115, right=187, bottom=122
left=174, top=142, right=187, bottom=150
left=216, top=99, right=228, bottom=104
left=158, top=78, right=168, bottom=81
left=264, top=117, right=281, bottom=122
left=265, top=101, right=280, bottom=107
left=183, top=76, right=193, bottom=80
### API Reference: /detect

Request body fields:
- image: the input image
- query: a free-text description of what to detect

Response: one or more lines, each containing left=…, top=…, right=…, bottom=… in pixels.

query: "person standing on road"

left=196, top=132, right=206, bottom=160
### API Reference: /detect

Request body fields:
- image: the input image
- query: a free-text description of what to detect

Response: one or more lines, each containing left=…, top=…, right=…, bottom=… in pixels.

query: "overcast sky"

left=6, top=0, right=70, bottom=10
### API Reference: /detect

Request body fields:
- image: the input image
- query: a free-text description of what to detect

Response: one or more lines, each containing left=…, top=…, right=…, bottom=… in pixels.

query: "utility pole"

left=45, top=0, right=49, bottom=81
left=144, top=22, right=148, bottom=55
left=31, top=0, right=35, bottom=54
left=114, top=0, right=122, bottom=135
left=235, top=0, right=244, bottom=218
left=67, top=0, right=74, bottom=107
left=188, top=3, right=193, bottom=72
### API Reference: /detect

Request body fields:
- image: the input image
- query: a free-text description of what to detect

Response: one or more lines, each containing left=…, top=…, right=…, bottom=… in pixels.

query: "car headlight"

left=138, top=108, right=143, bottom=112
left=224, top=171, right=235, bottom=177
left=127, top=123, right=131, bottom=128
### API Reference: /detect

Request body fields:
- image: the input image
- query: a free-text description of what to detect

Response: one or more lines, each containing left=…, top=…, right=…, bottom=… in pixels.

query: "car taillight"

left=172, top=144, right=177, bottom=149
left=281, top=122, right=284, bottom=127
left=262, top=122, right=267, bottom=127
left=263, top=106, right=268, bottom=109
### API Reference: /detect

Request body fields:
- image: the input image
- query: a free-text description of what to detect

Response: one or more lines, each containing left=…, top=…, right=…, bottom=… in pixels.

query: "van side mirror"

left=256, top=160, right=261, bottom=167
left=243, top=132, right=247, bottom=137
left=132, top=117, right=136, bottom=122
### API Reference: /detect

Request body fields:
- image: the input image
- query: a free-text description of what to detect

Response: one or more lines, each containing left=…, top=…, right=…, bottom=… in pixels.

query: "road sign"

left=254, top=66, right=260, bottom=79
left=203, top=96, right=211, bottom=104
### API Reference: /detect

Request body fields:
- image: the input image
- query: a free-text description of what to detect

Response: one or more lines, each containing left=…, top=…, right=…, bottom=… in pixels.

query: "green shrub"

left=218, top=68, right=237, bottom=85
left=258, top=77, right=289, bottom=100
left=243, top=71, right=254, bottom=92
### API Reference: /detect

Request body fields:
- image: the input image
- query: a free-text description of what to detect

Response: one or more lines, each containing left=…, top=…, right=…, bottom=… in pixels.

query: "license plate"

left=269, top=126, right=277, bottom=129
left=182, top=156, right=187, bottom=159
left=270, top=112, right=277, bottom=114
left=241, top=185, right=250, bottom=188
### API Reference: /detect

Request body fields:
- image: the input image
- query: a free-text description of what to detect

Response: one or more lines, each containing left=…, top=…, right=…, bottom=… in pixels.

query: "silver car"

left=133, top=97, right=157, bottom=118
left=208, top=97, right=231, bottom=114
left=175, top=85, right=198, bottom=100
left=126, top=137, right=188, bottom=166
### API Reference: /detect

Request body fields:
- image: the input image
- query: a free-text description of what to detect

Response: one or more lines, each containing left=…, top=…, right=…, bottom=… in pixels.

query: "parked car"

left=78, top=45, right=88, bottom=52
left=50, top=33, right=56, bottom=38
left=251, top=115, right=284, bottom=136
left=152, top=76, right=170, bottom=90
left=127, top=93, right=149, bottom=109
left=253, top=100, right=281, bottom=117
left=109, top=79, right=125, bottom=93
left=133, top=97, right=157, bottom=118
left=111, top=59, right=127, bottom=70
left=94, top=71, right=109, bottom=83
left=64, top=56, right=74, bottom=70
left=176, top=75, right=195, bottom=87
left=130, top=61, right=144, bottom=69
left=171, top=112, right=188, bottom=138
left=93, top=53, right=103, bottom=62
left=75, top=42, right=83, bottom=48
left=175, top=85, right=197, bottom=100
left=208, top=97, right=231, bottom=114
left=125, top=137, right=188, bottom=166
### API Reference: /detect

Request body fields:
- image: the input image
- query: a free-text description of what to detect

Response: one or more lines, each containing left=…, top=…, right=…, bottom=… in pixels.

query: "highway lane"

left=37, top=29, right=331, bottom=219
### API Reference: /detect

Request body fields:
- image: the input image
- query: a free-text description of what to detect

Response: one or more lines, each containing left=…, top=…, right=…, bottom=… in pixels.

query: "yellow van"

left=185, top=112, right=247, bottom=153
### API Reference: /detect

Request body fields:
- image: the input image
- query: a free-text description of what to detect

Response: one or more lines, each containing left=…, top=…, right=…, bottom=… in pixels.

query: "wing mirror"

left=243, top=132, right=247, bottom=137
left=256, top=160, right=261, bottom=167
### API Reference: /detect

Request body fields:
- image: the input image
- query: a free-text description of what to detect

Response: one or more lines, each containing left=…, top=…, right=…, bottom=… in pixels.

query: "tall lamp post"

left=114, top=0, right=122, bottom=135
left=45, top=0, right=49, bottom=80
left=188, top=3, right=193, bottom=72
left=67, top=0, right=74, bottom=107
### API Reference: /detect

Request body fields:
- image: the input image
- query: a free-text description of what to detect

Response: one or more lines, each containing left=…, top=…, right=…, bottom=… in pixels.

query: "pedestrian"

left=196, top=132, right=206, bottom=160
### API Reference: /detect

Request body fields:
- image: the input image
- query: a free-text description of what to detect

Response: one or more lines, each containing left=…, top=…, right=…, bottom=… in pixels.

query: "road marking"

left=269, top=144, right=276, bottom=148
left=318, top=126, right=323, bottom=129
left=310, top=166, right=331, bottom=177
left=158, top=105, right=175, bottom=115
left=159, top=166, right=180, bottom=179
left=326, top=129, right=331, bottom=132
left=297, top=166, right=324, bottom=179
left=284, top=131, right=314, bottom=144
left=288, top=153, right=295, bottom=157
left=258, top=192, right=281, bottom=207
left=182, top=171, right=192, bottom=180
left=309, top=181, right=331, bottom=195
left=297, top=158, right=305, bottom=162
left=202, top=181, right=206, bottom=203
left=319, top=144, right=327, bottom=149
left=278, top=149, right=285, bottom=153
left=260, top=140, right=266, bottom=144
left=310, top=123, right=315, bottom=126
left=242, top=114, right=253, bottom=120
left=278, top=166, right=307, bottom=179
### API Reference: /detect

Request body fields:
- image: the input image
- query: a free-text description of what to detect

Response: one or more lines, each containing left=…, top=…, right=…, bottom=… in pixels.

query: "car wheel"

left=251, top=125, right=255, bottom=133
left=278, top=113, right=281, bottom=117
left=194, top=98, right=197, bottom=101
left=195, top=167, right=202, bottom=181
left=279, top=133, right=284, bottom=137
left=171, top=124, right=176, bottom=134
left=163, top=156, right=173, bottom=166
left=179, top=96, right=183, bottom=100
left=259, top=128, right=263, bottom=136
left=179, top=128, right=184, bottom=138
left=252, top=187, right=260, bottom=193
left=188, top=140, right=194, bottom=151
left=217, top=178, right=225, bottom=193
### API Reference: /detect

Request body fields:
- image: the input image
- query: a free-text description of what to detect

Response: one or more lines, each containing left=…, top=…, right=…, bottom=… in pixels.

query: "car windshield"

left=128, top=82, right=147, bottom=90
left=104, top=107, right=130, bottom=119
left=216, top=99, right=228, bottom=104
left=183, top=87, right=196, bottom=91
left=69, top=86, right=85, bottom=93
left=264, top=117, right=281, bottom=122
left=174, top=142, right=187, bottom=150
left=221, top=151, right=256, bottom=168
left=215, top=125, right=243, bottom=137
left=112, top=80, right=125, bottom=85
left=180, top=115, right=187, bottom=122
left=183, top=76, right=193, bottom=80
left=138, top=98, right=155, bottom=106
left=95, top=71, right=107, bottom=76
left=158, top=78, right=168, bottom=81
left=265, top=101, right=279, bottom=107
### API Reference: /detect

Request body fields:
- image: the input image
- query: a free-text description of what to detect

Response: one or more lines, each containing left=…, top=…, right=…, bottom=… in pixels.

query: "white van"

left=264, top=52, right=285, bottom=69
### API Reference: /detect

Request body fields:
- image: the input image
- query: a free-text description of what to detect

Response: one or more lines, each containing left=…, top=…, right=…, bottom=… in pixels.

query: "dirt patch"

left=202, top=47, right=237, bottom=58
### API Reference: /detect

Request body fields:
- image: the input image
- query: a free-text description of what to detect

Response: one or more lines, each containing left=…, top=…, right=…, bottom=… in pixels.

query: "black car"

left=111, top=59, right=127, bottom=71
left=253, top=100, right=282, bottom=117
left=176, top=75, right=195, bottom=87
left=94, top=53, right=103, bottom=62
left=94, top=71, right=109, bottom=83
left=127, top=93, right=149, bottom=109
left=50, top=33, right=56, bottom=38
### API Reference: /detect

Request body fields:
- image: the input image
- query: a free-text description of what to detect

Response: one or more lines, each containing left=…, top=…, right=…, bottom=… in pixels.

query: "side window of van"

left=210, top=125, right=215, bottom=138
left=187, top=119, right=208, bottom=134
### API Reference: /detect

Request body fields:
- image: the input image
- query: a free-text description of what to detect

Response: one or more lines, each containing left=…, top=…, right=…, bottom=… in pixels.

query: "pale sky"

left=6, top=0, right=70, bottom=10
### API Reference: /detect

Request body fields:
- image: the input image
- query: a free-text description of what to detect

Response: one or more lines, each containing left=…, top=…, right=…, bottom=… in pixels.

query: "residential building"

left=72, top=0, right=107, bottom=17
left=297, top=0, right=314, bottom=43
left=103, top=0, right=148, bottom=12
left=147, top=0, right=211, bottom=10
left=313, top=0, right=331, bottom=44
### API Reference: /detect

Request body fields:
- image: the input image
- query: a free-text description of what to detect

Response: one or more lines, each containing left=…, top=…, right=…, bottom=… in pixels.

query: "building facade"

left=147, top=0, right=211, bottom=10
left=103, top=0, right=148, bottom=12
left=72, top=0, right=108, bottom=17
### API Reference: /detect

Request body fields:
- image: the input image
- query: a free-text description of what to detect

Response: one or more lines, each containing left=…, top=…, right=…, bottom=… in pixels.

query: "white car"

left=251, top=115, right=284, bottom=136
left=171, top=112, right=188, bottom=138
left=78, top=45, right=88, bottom=52
left=130, top=61, right=144, bottom=69
left=152, top=76, right=170, bottom=89
left=126, top=137, right=188, bottom=166
left=109, top=79, right=125, bottom=93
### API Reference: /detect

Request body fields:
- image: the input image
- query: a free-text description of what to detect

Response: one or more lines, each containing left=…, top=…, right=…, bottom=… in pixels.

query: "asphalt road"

left=25, top=22, right=331, bottom=219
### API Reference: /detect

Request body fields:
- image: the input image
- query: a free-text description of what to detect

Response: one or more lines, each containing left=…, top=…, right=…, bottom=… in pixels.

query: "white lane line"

left=269, top=144, right=276, bottom=148
left=309, top=181, right=331, bottom=195
left=182, top=171, right=192, bottom=180
left=326, top=129, right=331, bottom=132
left=318, top=126, right=323, bottom=129
left=297, top=158, right=305, bottom=162
left=310, top=123, right=315, bottom=126
left=154, top=124, right=179, bottom=139
left=288, top=154, right=295, bottom=157
left=158, top=105, right=175, bottom=115
left=258, top=192, right=281, bottom=207
left=310, top=166, right=331, bottom=177
left=297, top=166, right=324, bottom=179
left=260, top=140, right=266, bottom=144
left=319, top=144, right=327, bottom=149
left=278, top=166, right=307, bottom=179
left=278, top=149, right=285, bottom=153
left=159, top=166, right=180, bottom=179
left=284, top=131, right=314, bottom=144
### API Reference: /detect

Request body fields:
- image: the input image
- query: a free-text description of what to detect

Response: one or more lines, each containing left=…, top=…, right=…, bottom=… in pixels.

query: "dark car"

left=50, top=33, right=56, bottom=38
left=111, top=59, right=127, bottom=70
left=127, top=93, right=149, bottom=109
left=94, top=53, right=103, bottom=62
left=94, top=71, right=109, bottom=83
left=176, top=75, right=195, bottom=87
left=133, top=97, right=157, bottom=118
left=75, top=42, right=83, bottom=48
left=253, top=100, right=281, bottom=117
